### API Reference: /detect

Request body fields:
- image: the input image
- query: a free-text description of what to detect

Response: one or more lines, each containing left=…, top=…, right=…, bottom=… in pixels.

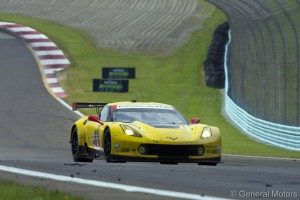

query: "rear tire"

left=71, top=127, right=93, bottom=162
left=104, top=129, right=112, bottom=162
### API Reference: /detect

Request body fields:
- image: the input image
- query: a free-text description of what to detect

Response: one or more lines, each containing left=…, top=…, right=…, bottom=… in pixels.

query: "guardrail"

left=224, top=30, right=300, bottom=151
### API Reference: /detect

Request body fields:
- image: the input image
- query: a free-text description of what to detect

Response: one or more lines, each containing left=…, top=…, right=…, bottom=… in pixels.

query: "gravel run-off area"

left=0, top=0, right=209, bottom=52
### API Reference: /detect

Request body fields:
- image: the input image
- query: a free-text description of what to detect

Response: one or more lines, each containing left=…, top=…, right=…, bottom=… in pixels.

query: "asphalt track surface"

left=0, top=31, right=300, bottom=200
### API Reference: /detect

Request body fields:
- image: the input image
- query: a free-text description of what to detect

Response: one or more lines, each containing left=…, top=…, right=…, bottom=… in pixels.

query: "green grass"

left=0, top=180, right=84, bottom=200
left=1, top=1, right=300, bottom=159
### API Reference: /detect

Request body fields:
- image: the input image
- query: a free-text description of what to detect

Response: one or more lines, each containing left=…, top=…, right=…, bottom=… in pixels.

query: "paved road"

left=0, top=30, right=78, bottom=162
left=0, top=0, right=205, bottom=52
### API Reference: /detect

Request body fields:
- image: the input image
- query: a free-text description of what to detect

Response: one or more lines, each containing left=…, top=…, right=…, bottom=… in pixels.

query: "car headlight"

left=120, top=125, right=142, bottom=137
left=201, top=126, right=212, bottom=138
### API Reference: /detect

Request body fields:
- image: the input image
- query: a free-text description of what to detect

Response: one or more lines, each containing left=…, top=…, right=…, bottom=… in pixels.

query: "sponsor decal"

left=211, top=150, right=218, bottom=154
left=116, top=105, right=173, bottom=110
left=166, top=136, right=178, bottom=141
left=92, top=130, right=100, bottom=147
left=121, top=148, right=130, bottom=152
left=114, top=144, right=120, bottom=149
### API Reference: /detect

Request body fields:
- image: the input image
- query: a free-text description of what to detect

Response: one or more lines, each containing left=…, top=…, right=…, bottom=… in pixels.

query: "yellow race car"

left=70, top=101, right=222, bottom=165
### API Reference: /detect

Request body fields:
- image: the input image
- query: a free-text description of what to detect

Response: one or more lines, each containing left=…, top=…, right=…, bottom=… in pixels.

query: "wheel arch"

left=70, top=123, right=85, bottom=145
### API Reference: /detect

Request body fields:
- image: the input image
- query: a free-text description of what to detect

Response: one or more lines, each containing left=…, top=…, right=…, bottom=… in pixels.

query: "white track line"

left=56, top=98, right=84, bottom=117
left=223, top=154, right=300, bottom=161
left=0, top=165, right=226, bottom=200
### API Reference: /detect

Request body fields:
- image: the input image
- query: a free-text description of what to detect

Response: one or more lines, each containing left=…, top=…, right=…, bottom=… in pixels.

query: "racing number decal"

left=92, top=130, right=100, bottom=147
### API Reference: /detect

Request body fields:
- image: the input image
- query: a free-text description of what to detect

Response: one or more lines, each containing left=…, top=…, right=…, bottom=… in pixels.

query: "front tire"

left=71, top=127, right=93, bottom=162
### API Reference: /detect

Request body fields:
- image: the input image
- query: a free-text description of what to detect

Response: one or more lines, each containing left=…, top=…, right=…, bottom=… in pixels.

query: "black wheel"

left=104, top=129, right=112, bottom=162
left=71, top=127, right=80, bottom=162
left=71, top=127, right=93, bottom=162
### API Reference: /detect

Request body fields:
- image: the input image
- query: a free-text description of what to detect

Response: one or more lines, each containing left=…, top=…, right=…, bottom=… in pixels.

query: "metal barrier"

left=224, top=31, right=300, bottom=151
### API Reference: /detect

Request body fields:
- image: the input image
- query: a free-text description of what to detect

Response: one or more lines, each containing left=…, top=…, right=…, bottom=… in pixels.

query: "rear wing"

left=72, top=102, right=107, bottom=111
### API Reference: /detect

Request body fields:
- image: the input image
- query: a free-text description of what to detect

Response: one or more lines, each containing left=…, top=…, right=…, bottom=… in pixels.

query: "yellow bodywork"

left=70, top=102, right=222, bottom=163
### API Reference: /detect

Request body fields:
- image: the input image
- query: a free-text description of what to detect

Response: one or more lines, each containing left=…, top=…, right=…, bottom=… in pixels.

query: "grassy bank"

left=1, top=2, right=300, bottom=159
left=0, top=180, right=84, bottom=200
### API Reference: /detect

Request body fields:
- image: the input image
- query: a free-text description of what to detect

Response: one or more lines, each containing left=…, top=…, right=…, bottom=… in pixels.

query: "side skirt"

left=78, top=145, right=104, bottom=160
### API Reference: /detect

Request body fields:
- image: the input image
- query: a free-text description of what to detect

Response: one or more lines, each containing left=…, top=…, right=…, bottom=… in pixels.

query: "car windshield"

left=112, top=108, right=188, bottom=125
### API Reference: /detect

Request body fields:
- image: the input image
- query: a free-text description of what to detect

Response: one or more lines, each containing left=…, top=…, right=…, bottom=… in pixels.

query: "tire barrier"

left=224, top=31, right=300, bottom=151
left=206, top=0, right=300, bottom=127
left=206, top=0, right=300, bottom=150
left=203, top=21, right=229, bottom=89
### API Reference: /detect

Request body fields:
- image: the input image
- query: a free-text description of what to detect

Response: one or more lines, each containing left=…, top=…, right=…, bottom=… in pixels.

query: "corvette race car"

left=70, top=101, right=222, bottom=165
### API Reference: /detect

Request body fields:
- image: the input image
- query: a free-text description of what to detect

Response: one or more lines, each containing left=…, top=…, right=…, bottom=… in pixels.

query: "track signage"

left=93, top=79, right=129, bottom=92
left=102, top=67, right=135, bottom=79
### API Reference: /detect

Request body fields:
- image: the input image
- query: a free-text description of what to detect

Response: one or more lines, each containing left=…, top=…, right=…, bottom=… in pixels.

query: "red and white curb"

left=0, top=22, right=69, bottom=98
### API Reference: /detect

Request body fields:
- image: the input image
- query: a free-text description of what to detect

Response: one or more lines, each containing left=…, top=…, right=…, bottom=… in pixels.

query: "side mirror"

left=191, top=118, right=200, bottom=124
left=88, top=115, right=103, bottom=124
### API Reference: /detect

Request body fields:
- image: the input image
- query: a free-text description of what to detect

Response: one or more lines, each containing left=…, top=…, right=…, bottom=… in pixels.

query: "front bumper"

left=110, top=137, right=222, bottom=163
left=109, top=155, right=221, bottom=163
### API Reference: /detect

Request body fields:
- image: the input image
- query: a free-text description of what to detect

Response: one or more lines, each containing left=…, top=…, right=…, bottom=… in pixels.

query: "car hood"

left=129, top=121, right=201, bottom=142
